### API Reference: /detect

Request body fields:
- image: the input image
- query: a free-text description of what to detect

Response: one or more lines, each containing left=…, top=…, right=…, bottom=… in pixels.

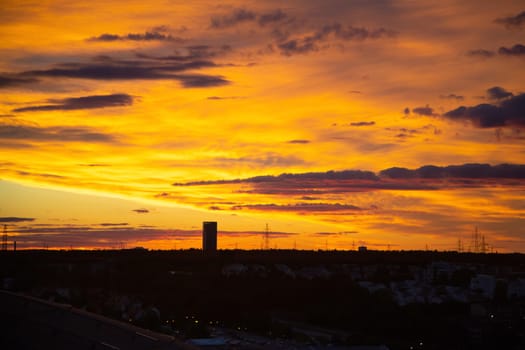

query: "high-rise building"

left=202, top=221, right=217, bottom=251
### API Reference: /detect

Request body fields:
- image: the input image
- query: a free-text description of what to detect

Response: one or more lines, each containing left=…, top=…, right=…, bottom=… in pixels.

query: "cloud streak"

left=231, top=202, right=363, bottom=212
left=88, top=31, right=182, bottom=42
left=13, top=94, right=133, bottom=112
left=0, top=217, right=35, bottom=223
left=2, top=58, right=230, bottom=89
left=350, top=121, right=375, bottom=126
left=0, top=124, right=116, bottom=143
left=209, top=8, right=289, bottom=29
left=174, top=164, right=525, bottom=196
left=0, top=75, right=38, bottom=88
left=412, top=105, right=435, bottom=116
left=486, top=86, right=513, bottom=100
left=498, top=44, right=525, bottom=56
left=277, top=23, right=396, bottom=56
left=494, top=11, right=525, bottom=29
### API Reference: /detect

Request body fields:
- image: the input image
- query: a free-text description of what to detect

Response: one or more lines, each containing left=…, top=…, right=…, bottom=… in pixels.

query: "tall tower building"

left=202, top=221, right=217, bottom=252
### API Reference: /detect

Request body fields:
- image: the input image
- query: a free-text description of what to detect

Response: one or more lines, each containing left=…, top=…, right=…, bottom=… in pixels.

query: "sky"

left=1, top=0, right=524, bottom=251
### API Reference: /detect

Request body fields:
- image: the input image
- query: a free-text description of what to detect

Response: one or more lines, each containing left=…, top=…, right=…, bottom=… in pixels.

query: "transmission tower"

left=2, top=225, right=7, bottom=251
left=457, top=238, right=463, bottom=253
left=264, top=223, right=270, bottom=250
left=470, top=226, right=481, bottom=253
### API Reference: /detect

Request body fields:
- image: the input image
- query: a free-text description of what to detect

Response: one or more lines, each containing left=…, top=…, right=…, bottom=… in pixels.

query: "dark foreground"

left=1, top=249, right=525, bottom=349
left=0, top=290, right=194, bottom=350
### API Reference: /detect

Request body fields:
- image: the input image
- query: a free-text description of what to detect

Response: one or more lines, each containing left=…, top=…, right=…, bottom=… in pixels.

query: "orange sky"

left=1, top=0, right=525, bottom=251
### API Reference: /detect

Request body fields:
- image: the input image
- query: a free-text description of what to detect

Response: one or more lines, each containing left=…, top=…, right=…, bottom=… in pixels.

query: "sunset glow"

left=1, top=0, right=525, bottom=251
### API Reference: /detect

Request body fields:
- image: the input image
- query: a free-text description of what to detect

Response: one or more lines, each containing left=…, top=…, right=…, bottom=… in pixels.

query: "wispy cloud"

left=87, top=31, right=182, bottom=42
left=210, top=8, right=257, bottom=29
left=0, top=123, right=116, bottom=143
left=209, top=8, right=290, bottom=29
left=350, top=121, right=375, bottom=126
left=287, top=139, right=310, bottom=144
left=231, top=202, right=363, bottom=212
left=466, top=49, right=496, bottom=58
left=277, top=23, right=396, bottom=56
left=440, top=94, right=464, bottom=101
left=467, top=44, right=525, bottom=58
left=0, top=217, right=35, bottom=223
left=494, top=11, right=525, bottom=29
left=412, top=105, right=436, bottom=116
left=498, top=44, right=525, bottom=56
left=0, top=75, right=38, bottom=88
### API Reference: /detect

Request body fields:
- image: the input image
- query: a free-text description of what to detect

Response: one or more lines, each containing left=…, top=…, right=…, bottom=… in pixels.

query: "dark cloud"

left=207, top=96, right=244, bottom=100
left=468, top=44, right=525, bottom=58
left=258, top=9, right=288, bottom=26
left=173, top=164, right=525, bottom=201
left=0, top=124, right=116, bottom=142
left=13, top=94, right=133, bottom=113
left=315, top=231, right=359, bottom=236
left=210, top=8, right=289, bottom=29
left=494, top=11, right=525, bottom=29
left=444, top=92, right=525, bottom=127
left=173, top=74, right=229, bottom=88
left=380, top=163, right=525, bottom=179
left=16, top=171, right=64, bottom=179
left=78, top=163, right=110, bottom=167
left=277, top=39, right=317, bottom=55
left=137, top=45, right=232, bottom=62
left=174, top=169, right=379, bottom=186
left=0, top=217, right=35, bottom=223
left=412, top=105, right=435, bottom=116
left=350, top=121, right=375, bottom=126
left=287, top=139, right=310, bottom=144
left=231, top=202, right=363, bottom=212
left=278, top=23, right=396, bottom=56
left=132, top=208, right=149, bottom=214
left=0, top=76, right=38, bottom=88
left=24, top=61, right=218, bottom=79
left=87, top=31, right=182, bottom=42
left=498, top=44, right=525, bottom=56
left=466, top=49, right=496, bottom=58
left=486, top=86, right=513, bottom=100
left=403, top=107, right=410, bottom=115
left=10, top=60, right=230, bottom=88
left=440, top=94, right=464, bottom=101
left=210, top=8, right=256, bottom=29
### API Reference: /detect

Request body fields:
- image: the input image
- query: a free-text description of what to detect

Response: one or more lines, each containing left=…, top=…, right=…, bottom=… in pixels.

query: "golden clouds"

left=1, top=1, right=524, bottom=251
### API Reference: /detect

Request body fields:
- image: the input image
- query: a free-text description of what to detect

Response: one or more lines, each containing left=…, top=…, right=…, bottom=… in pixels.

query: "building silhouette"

left=202, top=221, right=217, bottom=252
